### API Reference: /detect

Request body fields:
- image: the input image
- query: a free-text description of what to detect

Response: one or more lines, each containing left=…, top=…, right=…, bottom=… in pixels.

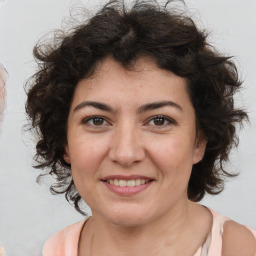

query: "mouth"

left=103, top=178, right=152, bottom=187
left=101, top=175, right=155, bottom=195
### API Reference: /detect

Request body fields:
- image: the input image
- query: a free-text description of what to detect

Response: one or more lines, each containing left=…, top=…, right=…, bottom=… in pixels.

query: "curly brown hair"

left=26, top=0, right=248, bottom=215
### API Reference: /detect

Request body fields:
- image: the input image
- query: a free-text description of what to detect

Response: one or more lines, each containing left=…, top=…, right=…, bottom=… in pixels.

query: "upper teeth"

left=107, top=179, right=149, bottom=187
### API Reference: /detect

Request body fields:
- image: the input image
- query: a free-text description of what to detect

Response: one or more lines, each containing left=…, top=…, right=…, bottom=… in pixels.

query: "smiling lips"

left=102, top=176, right=154, bottom=195
left=107, top=178, right=150, bottom=187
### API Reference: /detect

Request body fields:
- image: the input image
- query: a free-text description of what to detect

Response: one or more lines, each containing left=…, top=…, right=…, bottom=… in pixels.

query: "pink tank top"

left=43, top=209, right=256, bottom=256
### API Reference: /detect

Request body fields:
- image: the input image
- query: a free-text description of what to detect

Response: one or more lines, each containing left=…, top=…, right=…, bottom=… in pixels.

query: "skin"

left=0, top=66, right=6, bottom=138
left=222, top=221, right=256, bottom=256
left=0, top=67, right=6, bottom=114
left=0, top=67, right=6, bottom=255
left=64, top=57, right=255, bottom=255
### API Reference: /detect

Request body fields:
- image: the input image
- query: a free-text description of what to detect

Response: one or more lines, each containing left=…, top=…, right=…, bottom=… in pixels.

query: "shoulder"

left=222, top=220, right=256, bottom=256
left=43, top=219, right=87, bottom=256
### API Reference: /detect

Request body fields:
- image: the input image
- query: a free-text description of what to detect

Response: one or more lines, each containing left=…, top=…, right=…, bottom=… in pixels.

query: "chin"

left=100, top=205, right=152, bottom=227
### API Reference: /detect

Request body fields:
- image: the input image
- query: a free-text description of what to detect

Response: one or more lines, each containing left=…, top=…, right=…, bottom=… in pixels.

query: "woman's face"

left=65, top=57, right=206, bottom=226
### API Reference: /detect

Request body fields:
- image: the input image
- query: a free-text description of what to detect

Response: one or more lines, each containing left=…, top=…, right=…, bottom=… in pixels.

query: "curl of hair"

left=26, top=0, right=248, bottom=215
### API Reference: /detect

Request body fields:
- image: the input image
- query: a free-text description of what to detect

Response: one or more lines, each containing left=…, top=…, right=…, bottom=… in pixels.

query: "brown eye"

left=82, top=116, right=109, bottom=127
left=153, top=117, right=165, bottom=126
left=146, top=115, right=176, bottom=128
left=92, top=117, right=104, bottom=126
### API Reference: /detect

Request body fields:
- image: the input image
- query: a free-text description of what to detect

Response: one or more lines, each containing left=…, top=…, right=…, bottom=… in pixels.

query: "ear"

left=192, top=130, right=207, bottom=164
left=63, top=145, right=71, bottom=164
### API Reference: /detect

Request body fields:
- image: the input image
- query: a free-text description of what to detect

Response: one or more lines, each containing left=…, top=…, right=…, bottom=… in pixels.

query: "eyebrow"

left=73, top=100, right=182, bottom=113
left=74, top=101, right=114, bottom=113
left=137, top=100, right=183, bottom=113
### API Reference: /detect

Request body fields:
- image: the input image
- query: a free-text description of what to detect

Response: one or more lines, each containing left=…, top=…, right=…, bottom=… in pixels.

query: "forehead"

left=77, top=57, right=188, bottom=94
left=71, top=57, right=194, bottom=113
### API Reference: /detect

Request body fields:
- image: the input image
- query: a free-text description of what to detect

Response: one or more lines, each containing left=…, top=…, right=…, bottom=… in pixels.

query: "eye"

left=146, top=115, right=176, bottom=127
left=82, top=116, right=110, bottom=127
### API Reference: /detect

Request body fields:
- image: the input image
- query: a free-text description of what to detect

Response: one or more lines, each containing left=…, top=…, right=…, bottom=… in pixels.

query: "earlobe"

left=193, top=131, right=207, bottom=164
left=63, top=145, right=71, bottom=164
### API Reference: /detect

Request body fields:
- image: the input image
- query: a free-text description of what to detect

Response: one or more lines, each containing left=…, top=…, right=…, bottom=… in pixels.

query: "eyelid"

left=81, top=115, right=111, bottom=126
left=144, top=115, right=177, bottom=126
left=80, top=115, right=176, bottom=128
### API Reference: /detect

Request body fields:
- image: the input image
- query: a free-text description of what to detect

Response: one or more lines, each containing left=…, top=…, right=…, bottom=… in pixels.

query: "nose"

left=108, top=122, right=145, bottom=167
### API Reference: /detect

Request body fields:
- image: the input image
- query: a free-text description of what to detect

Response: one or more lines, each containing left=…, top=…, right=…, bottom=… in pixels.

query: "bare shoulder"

left=222, top=220, right=256, bottom=256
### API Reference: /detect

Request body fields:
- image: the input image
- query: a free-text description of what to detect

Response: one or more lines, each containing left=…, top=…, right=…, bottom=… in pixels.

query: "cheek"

left=68, top=136, right=108, bottom=177
left=147, top=135, right=195, bottom=192
left=69, top=139, right=107, bottom=201
left=149, top=136, right=195, bottom=169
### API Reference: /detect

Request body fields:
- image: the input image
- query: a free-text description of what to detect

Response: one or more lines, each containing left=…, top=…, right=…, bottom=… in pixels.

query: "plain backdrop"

left=0, top=0, right=255, bottom=255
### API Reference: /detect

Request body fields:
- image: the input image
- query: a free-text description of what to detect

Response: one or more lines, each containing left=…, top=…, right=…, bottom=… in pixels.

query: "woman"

left=26, top=1, right=256, bottom=255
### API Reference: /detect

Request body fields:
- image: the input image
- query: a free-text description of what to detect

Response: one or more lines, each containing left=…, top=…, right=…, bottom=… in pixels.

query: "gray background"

left=0, top=0, right=255, bottom=255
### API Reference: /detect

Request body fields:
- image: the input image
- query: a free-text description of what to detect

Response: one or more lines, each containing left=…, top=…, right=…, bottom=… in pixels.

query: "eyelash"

left=81, top=115, right=176, bottom=128
left=81, top=116, right=110, bottom=127
left=145, top=115, right=176, bottom=127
